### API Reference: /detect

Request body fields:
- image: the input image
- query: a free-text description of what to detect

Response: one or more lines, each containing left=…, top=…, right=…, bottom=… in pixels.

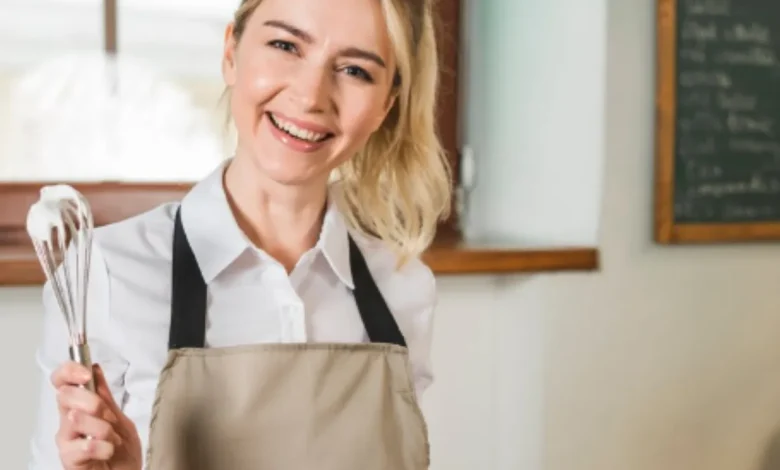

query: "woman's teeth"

left=269, top=113, right=329, bottom=143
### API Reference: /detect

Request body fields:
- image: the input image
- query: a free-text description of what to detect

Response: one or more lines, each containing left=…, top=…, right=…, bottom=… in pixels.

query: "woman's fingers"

left=92, top=365, right=122, bottom=415
left=50, top=362, right=140, bottom=469
left=51, top=361, right=92, bottom=388
left=58, top=437, right=115, bottom=467
left=66, top=409, right=123, bottom=446
left=92, top=364, right=140, bottom=438
left=51, top=361, right=97, bottom=418
left=55, top=375, right=121, bottom=451
left=57, top=385, right=118, bottom=424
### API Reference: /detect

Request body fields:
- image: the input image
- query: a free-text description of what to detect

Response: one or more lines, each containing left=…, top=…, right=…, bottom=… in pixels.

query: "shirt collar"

left=180, top=160, right=249, bottom=283
left=318, top=198, right=354, bottom=289
left=180, top=160, right=354, bottom=288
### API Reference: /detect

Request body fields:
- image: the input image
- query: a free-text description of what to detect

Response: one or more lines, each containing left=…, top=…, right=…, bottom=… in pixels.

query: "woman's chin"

left=238, top=142, right=335, bottom=189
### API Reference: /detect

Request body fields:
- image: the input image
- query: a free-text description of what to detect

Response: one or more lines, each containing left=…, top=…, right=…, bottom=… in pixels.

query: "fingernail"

left=68, top=410, right=77, bottom=422
left=82, top=438, right=92, bottom=452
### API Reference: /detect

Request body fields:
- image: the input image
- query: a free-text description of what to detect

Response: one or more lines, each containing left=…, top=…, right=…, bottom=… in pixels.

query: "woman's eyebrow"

left=263, top=19, right=387, bottom=68
left=264, top=20, right=313, bottom=43
left=339, top=47, right=386, bottom=68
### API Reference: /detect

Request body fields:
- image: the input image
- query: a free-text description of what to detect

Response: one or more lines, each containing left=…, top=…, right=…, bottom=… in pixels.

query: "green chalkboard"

left=655, top=0, right=780, bottom=243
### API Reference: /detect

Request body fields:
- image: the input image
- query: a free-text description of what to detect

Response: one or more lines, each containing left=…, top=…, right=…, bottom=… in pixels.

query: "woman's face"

left=223, top=0, right=397, bottom=188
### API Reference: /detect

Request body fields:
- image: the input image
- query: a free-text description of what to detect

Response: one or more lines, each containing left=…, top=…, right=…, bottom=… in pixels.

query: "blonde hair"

left=229, top=0, right=452, bottom=263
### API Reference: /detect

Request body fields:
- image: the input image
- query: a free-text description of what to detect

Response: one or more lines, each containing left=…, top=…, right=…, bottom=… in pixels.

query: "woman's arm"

left=407, top=263, right=438, bottom=401
left=28, top=243, right=129, bottom=469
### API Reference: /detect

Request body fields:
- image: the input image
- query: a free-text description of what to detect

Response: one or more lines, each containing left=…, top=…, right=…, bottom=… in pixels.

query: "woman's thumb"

left=91, top=364, right=122, bottom=414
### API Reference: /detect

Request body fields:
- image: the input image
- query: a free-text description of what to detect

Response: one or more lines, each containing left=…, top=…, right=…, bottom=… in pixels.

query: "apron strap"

left=348, top=236, right=406, bottom=347
left=168, top=208, right=208, bottom=350
left=168, top=207, right=407, bottom=350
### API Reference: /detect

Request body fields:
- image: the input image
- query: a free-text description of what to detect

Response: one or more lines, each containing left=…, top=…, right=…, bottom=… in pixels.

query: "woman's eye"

left=342, top=66, right=374, bottom=83
left=268, top=40, right=298, bottom=54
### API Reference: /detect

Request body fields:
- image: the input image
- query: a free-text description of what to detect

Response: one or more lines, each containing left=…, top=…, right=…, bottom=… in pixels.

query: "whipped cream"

left=26, top=184, right=93, bottom=244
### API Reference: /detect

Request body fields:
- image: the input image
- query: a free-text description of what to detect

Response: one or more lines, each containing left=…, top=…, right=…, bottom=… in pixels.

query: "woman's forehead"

left=246, top=0, right=393, bottom=50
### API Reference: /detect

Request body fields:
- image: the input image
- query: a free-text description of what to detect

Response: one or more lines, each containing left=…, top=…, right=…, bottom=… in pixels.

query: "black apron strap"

left=168, top=208, right=208, bottom=349
left=349, top=237, right=407, bottom=348
left=168, top=207, right=407, bottom=350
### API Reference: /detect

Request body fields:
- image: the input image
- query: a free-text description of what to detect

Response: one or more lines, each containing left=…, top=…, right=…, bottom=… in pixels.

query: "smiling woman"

left=0, top=0, right=599, bottom=283
left=0, top=0, right=484, bottom=282
left=222, top=0, right=451, bottom=265
left=27, top=0, right=457, bottom=469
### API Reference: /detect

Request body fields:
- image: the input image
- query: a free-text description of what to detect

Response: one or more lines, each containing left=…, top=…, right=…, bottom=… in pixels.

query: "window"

left=0, top=0, right=476, bottom=282
left=0, top=0, right=231, bottom=182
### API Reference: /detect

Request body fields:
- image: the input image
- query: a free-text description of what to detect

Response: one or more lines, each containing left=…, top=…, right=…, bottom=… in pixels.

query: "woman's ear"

left=222, top=23, right=238, bottom=86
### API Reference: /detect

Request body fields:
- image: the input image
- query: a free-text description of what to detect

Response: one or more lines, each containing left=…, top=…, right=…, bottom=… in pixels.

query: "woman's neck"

left=223, top=157, right=329, bottom=272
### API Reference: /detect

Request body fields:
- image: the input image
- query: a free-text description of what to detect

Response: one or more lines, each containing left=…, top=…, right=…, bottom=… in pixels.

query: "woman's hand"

left=52, top=362, right=142, bottom=470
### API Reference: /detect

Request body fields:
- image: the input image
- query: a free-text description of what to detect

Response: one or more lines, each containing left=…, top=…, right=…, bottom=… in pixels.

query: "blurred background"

left=2, top=0, right=780, bottom=469
left=0, top=0, right=233, bottom=182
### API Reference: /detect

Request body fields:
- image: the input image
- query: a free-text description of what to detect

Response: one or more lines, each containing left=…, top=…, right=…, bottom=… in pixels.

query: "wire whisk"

left=27, top=185, right=95, bottom=392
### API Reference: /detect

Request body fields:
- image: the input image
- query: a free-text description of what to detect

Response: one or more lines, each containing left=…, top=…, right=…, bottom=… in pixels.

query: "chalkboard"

left=655, top=0, right=780, bottom=243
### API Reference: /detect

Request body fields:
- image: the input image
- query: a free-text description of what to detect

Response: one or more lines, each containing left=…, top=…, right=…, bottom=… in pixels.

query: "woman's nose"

left=288, top=65, right=332, bottom=113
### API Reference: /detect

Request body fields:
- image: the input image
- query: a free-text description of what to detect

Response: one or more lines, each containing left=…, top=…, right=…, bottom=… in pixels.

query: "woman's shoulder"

left=349, top=230, right=437, bottom=312
left=93, top=201, right=180, bottom=265
left=78, top=202, right=181, bottom=312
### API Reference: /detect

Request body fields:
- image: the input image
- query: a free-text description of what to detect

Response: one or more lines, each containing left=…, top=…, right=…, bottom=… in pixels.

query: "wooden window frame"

left=0, top=0, right=598, bottom=285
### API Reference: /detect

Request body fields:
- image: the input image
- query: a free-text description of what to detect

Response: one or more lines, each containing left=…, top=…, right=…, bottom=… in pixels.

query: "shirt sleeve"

left=27, top=243, right=129, bottom=470
left=409, top=264, right=437, bottom=401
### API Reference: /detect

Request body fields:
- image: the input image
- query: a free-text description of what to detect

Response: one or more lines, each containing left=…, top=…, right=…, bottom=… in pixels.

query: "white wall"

left=3, top=1, right=780, bottom=470
left=461, top=0, right=606, bottom=246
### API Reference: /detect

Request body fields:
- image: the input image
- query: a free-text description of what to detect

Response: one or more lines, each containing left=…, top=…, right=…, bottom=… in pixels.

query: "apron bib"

left=144, top=209, right=430, bottom=470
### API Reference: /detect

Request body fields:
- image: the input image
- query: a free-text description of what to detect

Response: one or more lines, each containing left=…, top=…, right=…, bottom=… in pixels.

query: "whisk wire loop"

left=27, top=187, right=96, bottom=393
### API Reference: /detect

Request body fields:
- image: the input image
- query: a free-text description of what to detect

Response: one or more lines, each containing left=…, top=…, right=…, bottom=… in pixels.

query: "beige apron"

left=144, top=209, right=430, bottom=470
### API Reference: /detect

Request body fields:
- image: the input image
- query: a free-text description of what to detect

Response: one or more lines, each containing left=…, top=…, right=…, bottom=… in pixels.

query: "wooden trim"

left=0, top=249, right=45, bottom=286
left=654, top=0, right=676, bottom=244
left=0, top=182, right=190, bottom=245
left=653, top=0, right=780, bottom=244
left=2, top=246, right=599, bottom=286
left=434, top=0, right=462, bottom=232
left=423, top=245, right=599, bottom=275
left=0, top=183, right=598, bottom=285
left=660, top=223, right=780, bottom=243
left=104, top=0, right=118, bottom=55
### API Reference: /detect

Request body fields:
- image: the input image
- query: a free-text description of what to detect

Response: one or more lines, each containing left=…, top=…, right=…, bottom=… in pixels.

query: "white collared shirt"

left=27, top=162, right=437, bottom=470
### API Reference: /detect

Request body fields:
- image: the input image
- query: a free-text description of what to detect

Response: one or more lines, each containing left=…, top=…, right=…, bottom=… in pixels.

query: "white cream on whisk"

left=26, top=184, right=91, bottom=243
left=26, top=186, right=97, bottom=394
left=26, top=199, right=64, bottom=243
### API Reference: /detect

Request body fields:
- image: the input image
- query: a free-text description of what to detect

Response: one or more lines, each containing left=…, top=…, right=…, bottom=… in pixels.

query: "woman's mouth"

left=267, top=112, right=333, bottom=143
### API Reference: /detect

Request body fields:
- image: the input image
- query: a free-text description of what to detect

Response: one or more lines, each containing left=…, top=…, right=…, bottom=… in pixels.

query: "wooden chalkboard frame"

left=654, top=0, right=780, bottom=244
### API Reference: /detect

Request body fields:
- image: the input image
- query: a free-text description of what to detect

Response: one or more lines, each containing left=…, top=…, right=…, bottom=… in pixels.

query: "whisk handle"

left=69, top=343, right=96, bottom=393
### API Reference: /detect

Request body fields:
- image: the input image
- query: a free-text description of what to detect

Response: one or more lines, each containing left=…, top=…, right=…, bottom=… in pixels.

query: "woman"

left=30, top=0, right=450, bottom=470
left=28, top=0, right=450, bottom=468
